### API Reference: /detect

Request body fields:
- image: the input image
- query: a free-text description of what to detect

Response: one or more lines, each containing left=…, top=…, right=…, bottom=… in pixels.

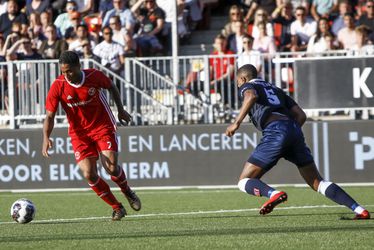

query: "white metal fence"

left=0, top=59, right=172, bottom=128
left=0, top=51, right=372, bottom=129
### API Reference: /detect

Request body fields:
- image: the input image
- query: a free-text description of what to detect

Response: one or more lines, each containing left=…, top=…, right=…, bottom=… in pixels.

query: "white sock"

left=354, top=206, right=365, bottom=214
left=270, top=190, right=280, bottom=198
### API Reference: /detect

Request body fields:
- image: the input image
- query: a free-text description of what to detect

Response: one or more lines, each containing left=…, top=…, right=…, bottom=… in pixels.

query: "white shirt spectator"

left=307, top=35, right=330, bottom=54
left=93, top=41, right=124, bottom=71
left=290, top=18, right=317, bottom=44
left=237, top=50, right=262, bottom=70
left=252, top=22, right=274, bottom=39
left=69, top=39, right=96, bottom=54
left=337, top=27, right=357, bottom=49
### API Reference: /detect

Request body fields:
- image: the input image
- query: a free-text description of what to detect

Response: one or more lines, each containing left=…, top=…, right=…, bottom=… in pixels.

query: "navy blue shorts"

left=248, top=120, right=314, bottom=170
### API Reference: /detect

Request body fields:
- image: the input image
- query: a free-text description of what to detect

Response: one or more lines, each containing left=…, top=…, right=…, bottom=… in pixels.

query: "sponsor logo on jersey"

left=74, top=151, right=81, bottom=160
left=67, top=95, right=73, bottom=100
left=254, top=188, right=261, bottom=197
left=88, top=87, right=96, bottom=96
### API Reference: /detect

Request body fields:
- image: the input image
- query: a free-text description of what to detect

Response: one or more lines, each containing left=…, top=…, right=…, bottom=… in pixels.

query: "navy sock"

left=243, top=178, right=275, bottom=198
left=324, top=183, right=358, bottom=210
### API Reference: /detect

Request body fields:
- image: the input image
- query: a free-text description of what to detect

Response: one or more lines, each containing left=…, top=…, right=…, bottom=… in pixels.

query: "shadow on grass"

left=1, top=223, right=374, bottom=243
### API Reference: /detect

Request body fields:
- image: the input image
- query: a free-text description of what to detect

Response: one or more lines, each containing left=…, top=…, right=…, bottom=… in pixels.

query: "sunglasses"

left=367, top=5, right=374, bottom=8
left=103, top=32, right=113, bottom=35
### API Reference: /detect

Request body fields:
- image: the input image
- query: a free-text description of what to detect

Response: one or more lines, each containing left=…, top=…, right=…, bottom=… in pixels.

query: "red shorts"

left=70, top=130, right=118, bottom=163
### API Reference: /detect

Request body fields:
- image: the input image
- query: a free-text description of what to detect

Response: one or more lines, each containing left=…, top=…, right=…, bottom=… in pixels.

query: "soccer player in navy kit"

left=226, top=64, right=370, bottom=219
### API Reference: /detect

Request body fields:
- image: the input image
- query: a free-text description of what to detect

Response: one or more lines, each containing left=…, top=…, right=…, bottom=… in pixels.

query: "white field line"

left=1, top=204, right=373, bottom=225
left=1, top=183, right=374, bottom=193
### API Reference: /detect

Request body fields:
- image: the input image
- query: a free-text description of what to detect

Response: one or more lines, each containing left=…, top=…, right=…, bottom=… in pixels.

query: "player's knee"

left=238, top=178, right=250, bottom=193
left=317, top=180, right=333, bottom=195
left=82, top=170, right=98, bottom=182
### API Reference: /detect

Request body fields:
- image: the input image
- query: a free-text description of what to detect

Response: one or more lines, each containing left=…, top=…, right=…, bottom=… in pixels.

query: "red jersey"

left=46, top=69, right=117, bottom=136
left=209, top=50, right=235, bottom=79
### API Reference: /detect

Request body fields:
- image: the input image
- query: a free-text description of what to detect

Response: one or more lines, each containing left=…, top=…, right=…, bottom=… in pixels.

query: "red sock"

left=89, top=177, right=121, bottom=209
left=111, top=167, right=129, bottom=192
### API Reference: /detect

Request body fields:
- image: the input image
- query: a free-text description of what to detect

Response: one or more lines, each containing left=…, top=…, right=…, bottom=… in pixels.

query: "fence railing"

left=0, top=59, right=172, bottom=128
left=0, top=50, right=372, bottom=129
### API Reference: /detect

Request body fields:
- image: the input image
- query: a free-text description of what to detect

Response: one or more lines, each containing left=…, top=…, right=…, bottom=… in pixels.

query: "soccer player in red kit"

left=42, top=51, right=141, bottom=221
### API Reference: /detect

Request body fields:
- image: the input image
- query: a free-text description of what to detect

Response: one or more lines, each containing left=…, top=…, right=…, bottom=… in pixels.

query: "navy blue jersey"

left=239, top=78, right=297, bottom=131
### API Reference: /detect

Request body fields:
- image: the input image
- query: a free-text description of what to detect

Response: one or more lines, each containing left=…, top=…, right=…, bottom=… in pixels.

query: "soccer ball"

left=10, top=199, right=36, bottom=224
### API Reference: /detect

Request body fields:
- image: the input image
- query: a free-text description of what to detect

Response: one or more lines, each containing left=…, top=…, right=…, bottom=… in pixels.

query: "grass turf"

left=0, top=186, right=373, bottom=249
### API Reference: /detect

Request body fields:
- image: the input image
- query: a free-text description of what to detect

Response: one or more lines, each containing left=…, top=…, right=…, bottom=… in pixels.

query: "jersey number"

left=264, top=88, right=280, bottom=105
left=107, top=141, right=112, bottom=149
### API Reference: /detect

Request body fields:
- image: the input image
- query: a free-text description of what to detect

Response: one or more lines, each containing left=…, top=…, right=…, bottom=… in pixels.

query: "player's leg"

left=238, top=162, right=288, bottom=215
left=298, top=163, right=370, bottom=219
left=72, top=134, right=125, bottom=220
left=78, top=156, right=125, bottom=220
left=100, top=150, right=141, bottom=211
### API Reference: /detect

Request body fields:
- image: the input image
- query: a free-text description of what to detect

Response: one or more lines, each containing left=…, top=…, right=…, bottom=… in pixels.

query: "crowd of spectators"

left=217, top=0, right=374, bottom=59
left=0, top=0, right=205, bottom=67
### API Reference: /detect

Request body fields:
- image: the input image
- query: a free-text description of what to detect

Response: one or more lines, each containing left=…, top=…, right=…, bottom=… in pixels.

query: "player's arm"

left=108, top=82, right=132, bottom=125
left=284, top=94, right=307, bottom=126
left=289, top=105, right=307, bottom=127
left=226, top=89, right=257, bottom=137
left=42, top=110, right=55, bottom=157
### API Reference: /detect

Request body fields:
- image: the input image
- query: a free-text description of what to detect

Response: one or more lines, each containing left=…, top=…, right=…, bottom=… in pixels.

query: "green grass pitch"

left=1, top=186, right=373, bottom=249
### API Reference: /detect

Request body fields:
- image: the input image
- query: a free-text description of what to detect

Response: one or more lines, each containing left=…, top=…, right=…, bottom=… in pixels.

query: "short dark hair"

left=237, top=64, right=257, bottom=80
left=59, top=51, right=80, bottom=66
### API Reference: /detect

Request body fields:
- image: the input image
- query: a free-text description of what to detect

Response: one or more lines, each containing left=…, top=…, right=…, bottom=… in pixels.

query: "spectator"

left=209, top=34, right=235, bottom=108
left=272, top=1, right=296, bottom=51
left=6, top=37, right=42, bottom=61
left=0, top=34, right=5, bottom=61
left=337, top=13, right=357, bottom=49
left=184, top=0, right=203, bottom=29
left=252, top=8, right=274, bottom=39
left=222, top=5, right=245, bottom=37
left=1, top=22, right=23, bottom=54
left=227, top=20, right=247, bottom=53
left=349, top=25, right=374, bottom=55
left=290, top=6, right=317, bottom=51
left=28, top=12, right=44, bottom=49
left=157, top=0, right=190, bottom=50
left=289, top=0, right=311, bottom=16
left=331, top=0, right=352, bottom=36
left=132, top=0, right=165, bottom=56
left=40, top=11, right=52, bottom=37
left=237, top=34, right=262, bottom=72
left=358, top=0, right=374, bottom=42
left=26, top=0, right=51, bottom=16
left=310, top=0, right=338, bottom=21
left=75, top=0, right=95, bottom=16
left=54, top=0, right=79, bottom=37
left=103, top=0, right=135, bottom=34
left=68, top=24, right=96, bottom=56
left=253, top=21, right=277, bottom=55
left=80, top=39, right=100, bottom=61
left=93, top=26, right=125, bottom=75
left=307, top=17, right=336, bottom=54
left=64, top=11, right=83, bottom=42
left=99, top=0, right=114, bottom=20
left=0, top=0, right=28, bottom=38
left=38, top=24, right=68, bottom=59
left=244, top=0, right=281, bottom=23
left=109, top=15, right=136, bottom=56
left=0, top=0, right=7, bottom=16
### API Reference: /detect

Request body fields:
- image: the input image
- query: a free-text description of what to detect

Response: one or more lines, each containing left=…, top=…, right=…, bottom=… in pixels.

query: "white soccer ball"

left=10, top=198, right=36, bottom=224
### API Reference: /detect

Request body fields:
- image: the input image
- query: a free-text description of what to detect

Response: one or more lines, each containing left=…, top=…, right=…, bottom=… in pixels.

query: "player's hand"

left=118, top=109, right=132, bottom=126
left=226, top=123, right=239, bottom=137
left=42, top=138, right=53, bottom=158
